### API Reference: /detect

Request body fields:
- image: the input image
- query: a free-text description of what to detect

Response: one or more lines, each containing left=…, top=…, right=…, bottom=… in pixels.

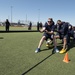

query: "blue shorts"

left=69, top=31, right=74, bottom=37
left=56, top=33, right=69, bottom=45
left=56, top=33, right=68, bottom=39
left=43, top=32, right=53, bottom=41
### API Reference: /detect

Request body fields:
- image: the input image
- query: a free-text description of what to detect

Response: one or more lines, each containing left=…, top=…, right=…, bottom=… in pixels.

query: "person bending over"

left=35, top=18, right=59, bottom=53
left=53, top=20, right=69, bottom=54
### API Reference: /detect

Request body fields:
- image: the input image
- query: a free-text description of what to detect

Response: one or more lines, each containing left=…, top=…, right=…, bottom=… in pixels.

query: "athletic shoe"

left=55, top=48, right=59, bottom=53
left=35, top=48, right=40, bottom=53
left=52, top=48, right=59, bottom=54
left=59, top=49, right=66, bottom=54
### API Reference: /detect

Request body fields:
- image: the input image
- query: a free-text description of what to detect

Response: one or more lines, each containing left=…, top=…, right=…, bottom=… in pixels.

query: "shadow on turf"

left=21, top=41, right=75, bottom=75
left=41, top=45, right=54, bottom=52
left=57, top=39, right=75, bottom=52
left=66, top=40, right=75, bottom=52
left=41, top=48, right=51, bottom=52
left=0, top=37, right=4, bottom=39
left=21, top=53, right=53, bottom=75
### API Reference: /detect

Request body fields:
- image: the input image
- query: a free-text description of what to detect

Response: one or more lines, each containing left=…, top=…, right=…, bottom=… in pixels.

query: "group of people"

left=35, top=18, right=75, bottom=54
left=5, top=19, right=43, bottom=31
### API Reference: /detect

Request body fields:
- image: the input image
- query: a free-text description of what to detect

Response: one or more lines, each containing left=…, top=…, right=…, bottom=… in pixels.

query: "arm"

left=40, top=27, right=46, bottom=33
left=45, top=30, right=54, bottom=34
left=45, top=25, right=55, bottom=34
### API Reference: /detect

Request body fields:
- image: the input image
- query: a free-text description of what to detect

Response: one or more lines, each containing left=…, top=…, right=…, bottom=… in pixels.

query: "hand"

left=45, top=30, right=48, bottom=33
left=40, top=27, right=45, bottom=33
left=56, top=30, right=60, bottom=33
left=40, top=30, right=44, bottom=33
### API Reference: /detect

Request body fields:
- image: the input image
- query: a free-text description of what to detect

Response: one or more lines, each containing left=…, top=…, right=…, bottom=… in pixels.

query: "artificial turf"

left=0, top=32, right=75, bottom=75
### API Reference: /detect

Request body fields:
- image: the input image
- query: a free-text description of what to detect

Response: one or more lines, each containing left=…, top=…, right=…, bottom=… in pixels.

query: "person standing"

left=5, top=19, right=10, bottom=31
left=37, top=22, right=40, bottom=31
left=39, top=22, right=43, bottom=29
left=28, top=22, right=32, bottom=30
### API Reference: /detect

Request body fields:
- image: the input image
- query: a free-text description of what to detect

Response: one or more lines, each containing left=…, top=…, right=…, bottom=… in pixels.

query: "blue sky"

left=0, top=0, right=75, bottom=25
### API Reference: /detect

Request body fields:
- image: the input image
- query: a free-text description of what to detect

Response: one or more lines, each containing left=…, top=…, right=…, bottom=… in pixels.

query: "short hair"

left=48, top=18, right=53, bottom=21
left=57, top=20, right=61, bottom=22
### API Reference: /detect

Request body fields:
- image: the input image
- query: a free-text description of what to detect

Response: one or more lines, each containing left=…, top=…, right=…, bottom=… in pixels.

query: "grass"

left=0, top=26, right=37, bottom=31
left=0, top=32, right=75, bottom=75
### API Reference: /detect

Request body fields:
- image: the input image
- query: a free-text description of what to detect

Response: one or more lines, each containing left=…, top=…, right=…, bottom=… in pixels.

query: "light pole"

left=26, top=14, right=27, bottom=22
left=38, top=9, right=40, bottom=22
left=8, top=16, right=10, bottom=21
left=11, top=6, right=13, bottom=23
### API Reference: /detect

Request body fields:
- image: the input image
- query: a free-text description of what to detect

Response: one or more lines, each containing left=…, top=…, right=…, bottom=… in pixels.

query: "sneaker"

left=35, top=48, right=40, bottom=53
left=59, top=49, right=66, bottom=54
left=55, top=48, right=59, bottom=53
left=52, top=48, right=59, bottom=54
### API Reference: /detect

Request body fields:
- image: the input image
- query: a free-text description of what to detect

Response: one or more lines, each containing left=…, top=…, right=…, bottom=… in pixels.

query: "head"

left=47, top=18, right=53, bottom=25
left=57, top=20, right=62, bottom=25
left=6, top=19, right=9, bottom=22
left=72, top=26, right=75, bottom=30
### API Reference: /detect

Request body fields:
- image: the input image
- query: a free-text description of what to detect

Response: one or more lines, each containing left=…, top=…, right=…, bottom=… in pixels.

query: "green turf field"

left=0, top=26, right=37, bottom=31
left=0, top=32, right=75, bottom=75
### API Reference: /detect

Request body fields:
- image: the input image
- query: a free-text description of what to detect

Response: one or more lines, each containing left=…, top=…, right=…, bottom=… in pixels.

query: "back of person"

left=6, top=20, right=10, bottom=27
left=5, top=19, right=10, bottom=31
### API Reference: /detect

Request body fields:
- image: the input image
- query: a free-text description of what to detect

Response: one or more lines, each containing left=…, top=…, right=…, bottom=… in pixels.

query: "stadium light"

left=38, top=9, right=40, bottom=22
left=11, top=6, right=13, bottom=23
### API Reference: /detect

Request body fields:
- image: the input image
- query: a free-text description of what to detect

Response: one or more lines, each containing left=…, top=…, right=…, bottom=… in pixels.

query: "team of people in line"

left=35, top=18, right=75, bottom=54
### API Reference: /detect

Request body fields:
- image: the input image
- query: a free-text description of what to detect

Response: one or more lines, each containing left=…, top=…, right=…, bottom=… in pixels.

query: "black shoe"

left=35, top=48, right=40, bottom=53
left=52, top=48, right=59, bottom=54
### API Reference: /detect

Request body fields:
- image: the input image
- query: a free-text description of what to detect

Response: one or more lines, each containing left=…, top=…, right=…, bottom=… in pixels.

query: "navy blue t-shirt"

left=55, top=22, right=68, bottom=35
left=44, top=22, right=55, bottom=32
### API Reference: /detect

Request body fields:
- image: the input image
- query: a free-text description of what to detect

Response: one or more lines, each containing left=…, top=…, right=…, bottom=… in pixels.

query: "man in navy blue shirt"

left=35, top=18, right=59, bottom=53
left=53, top=20, right=69, bottom=54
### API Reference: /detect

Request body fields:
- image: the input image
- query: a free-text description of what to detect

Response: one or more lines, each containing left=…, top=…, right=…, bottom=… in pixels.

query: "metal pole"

left=11, top=6, right=13, bottom=23
left=38, top=9, right=40, bottom=22
left=8, top=16, right=9, bottom=21
left=26, top=14, right=27, bottom=22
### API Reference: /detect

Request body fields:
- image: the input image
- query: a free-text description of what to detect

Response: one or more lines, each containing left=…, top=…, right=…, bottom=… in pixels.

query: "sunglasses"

left=48, top=21, right=52, bottom=23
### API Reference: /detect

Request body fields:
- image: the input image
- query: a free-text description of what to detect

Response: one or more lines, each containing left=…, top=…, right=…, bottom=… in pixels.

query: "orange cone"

left=63, top=52, right=70, bottom=63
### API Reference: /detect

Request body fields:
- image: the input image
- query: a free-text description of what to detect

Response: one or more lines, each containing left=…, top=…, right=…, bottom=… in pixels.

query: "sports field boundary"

left=0, top=30, right=39, bottom=33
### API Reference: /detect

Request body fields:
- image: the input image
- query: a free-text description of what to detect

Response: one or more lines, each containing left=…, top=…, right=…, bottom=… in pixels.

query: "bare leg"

left=52, top=35, right=60, bottom=53
left=63, top=38, right=67, bottom=49
left=53, top=35, right=60, bottom=48
left=38, top=36, right=46, bottom=48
